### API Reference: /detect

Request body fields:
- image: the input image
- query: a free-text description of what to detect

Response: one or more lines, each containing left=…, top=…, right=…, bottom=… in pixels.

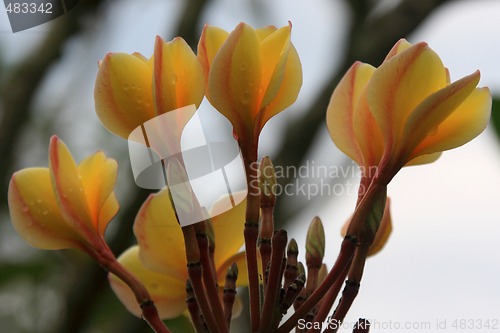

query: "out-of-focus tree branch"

left=274, top=0, right=454, bottom=225
left=174, top=0, right=211, bottom=48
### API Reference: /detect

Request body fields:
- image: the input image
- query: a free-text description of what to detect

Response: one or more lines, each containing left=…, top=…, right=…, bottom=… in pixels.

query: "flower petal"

left=367, top=42, right=447, bottom=152
left=210, top=192, right=247, bottom=268
left=258, top=40, right=302, bottom=133
left=401, top=71, right=484, bottom=160
left=134, top=188, right=187, bottom=280
left=109, top=246, right=186, bottom=319
left=405, top=152, right=442, bottom=166
left=409, top=85, right=491, bottom=158
left=48, top=136, right=94, bottom=232
left=78, top=151, right=118, bottom=234
left=256, top=26, right=277, bottom=40
left=383, top=38, right=413, bottom=61
left=8, top=168, right=80, bottom=250
left=353, top=88, right=385, bottom=167
left=208, top=22, right=262, bottom=134
left=197, top=25, right=230, bottom=91
left=327, top=62, right=375, bottom=166
left=259, top=23, right=292, bottom=108
left=153, top=36, right=204, bottom=114
left=94, top=53, right=155, bottom=138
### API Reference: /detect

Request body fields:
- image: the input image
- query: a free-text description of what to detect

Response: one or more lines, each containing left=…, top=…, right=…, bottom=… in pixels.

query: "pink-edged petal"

left=409, top=86, right=491, bottom=158
left=109, top=246, right=186, bottom=319
left=208, top=22, right=262, bottom=134
left=257, top=43, right=302, bottom=135
left=327, top=62, right=375, bottom=166
left=133, top=188, right=187, bottom=280
left=48, top=136, right=94, bottom=232
left=153, top=36, right=204, bottom=114
left=94, top=53, right=155, bottom=138
left=78, top=151, right=118, bottom=234
left=256, top=25, right=277, bottom=40
left=353, top=88, right=385, bottom=167
left=259, top=23, right=292, bottom=109
left=400, top=71, right=483, bottom=161
left=197, top=25, right=230, bottom=90
left=8, top=168, right=81, bottom=250
left=383, top=38, right=413, bottom=61
left=367, top=42, right=447, bottom=152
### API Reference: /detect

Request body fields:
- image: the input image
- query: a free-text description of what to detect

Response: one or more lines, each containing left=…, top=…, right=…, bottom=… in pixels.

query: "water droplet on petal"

left=171, top=74, right=178, bottom=84
left=42, top=210, right=48, bottom=216
left=21, top=206, right=29, bottom=213
left=242, top=90, right=251, bottom=104
left=240, top=64, right=247, bottom=71
left=122, top=83, right=129, bottom=91
left=36, top=199, right=42, bottom=204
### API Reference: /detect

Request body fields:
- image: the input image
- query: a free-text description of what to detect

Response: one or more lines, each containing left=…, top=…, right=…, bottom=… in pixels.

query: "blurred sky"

left=1, top=0, right=500, bottom=332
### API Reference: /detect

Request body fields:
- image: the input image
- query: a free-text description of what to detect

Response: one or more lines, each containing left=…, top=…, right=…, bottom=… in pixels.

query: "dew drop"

left=78, top=187, right=83, bottom=192
left=36, top=198, right=42, bottom=204
left=21, top=206, right=29, bottom=213
left=240, top=64, right=247, bottom=71
left=122, top=83, right=129, bottom=91
left=242, top=90, right=251, bottom=104
left=42, top=210, right=48, bottom=216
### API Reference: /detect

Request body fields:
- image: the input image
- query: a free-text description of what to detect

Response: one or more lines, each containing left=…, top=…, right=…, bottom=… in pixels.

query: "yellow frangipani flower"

left=327, top=39, right=491, bottom=182
left=109, top=189, right=248, bottom=319
left=8, top=136, right=119, bottom=256
left=198, top=22, right=302, bottom=146
left=95, top=36, right=204, bottom=139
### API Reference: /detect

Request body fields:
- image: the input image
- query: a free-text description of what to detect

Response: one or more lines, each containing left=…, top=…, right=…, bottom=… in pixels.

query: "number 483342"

left=5, top=2, right=53, bottom=14
left=451, top=319, right=499, bottom=330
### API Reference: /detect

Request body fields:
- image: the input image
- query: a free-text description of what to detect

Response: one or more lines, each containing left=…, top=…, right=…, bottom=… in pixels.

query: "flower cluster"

left=7, top=21, right=491, bottom=333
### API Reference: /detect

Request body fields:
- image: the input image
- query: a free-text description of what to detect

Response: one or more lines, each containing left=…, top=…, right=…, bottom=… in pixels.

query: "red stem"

left=242, top=145, right=261, bottom=332
left=94, top=246, right=171, bottom=333
left=277, top=237, right=357, bottom=333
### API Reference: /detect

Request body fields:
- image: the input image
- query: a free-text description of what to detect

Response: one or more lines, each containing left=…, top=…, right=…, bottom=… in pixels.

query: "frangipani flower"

left=198, top=22, right=302, bottom=147
left=95, top=36, right=204, bottom=139
left=8, top=136, right=119, bottom=256
left=327, top=39, right=491, bottom=183
left=109, top=189, right=248, bottom=319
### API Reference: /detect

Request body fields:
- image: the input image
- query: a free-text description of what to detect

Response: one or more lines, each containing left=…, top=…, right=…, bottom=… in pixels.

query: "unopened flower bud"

left=341, top=197, right=392, bottom=257
left=259, top=156, right=277, bottom=207
left=306, top=216, right=325, bottom=268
